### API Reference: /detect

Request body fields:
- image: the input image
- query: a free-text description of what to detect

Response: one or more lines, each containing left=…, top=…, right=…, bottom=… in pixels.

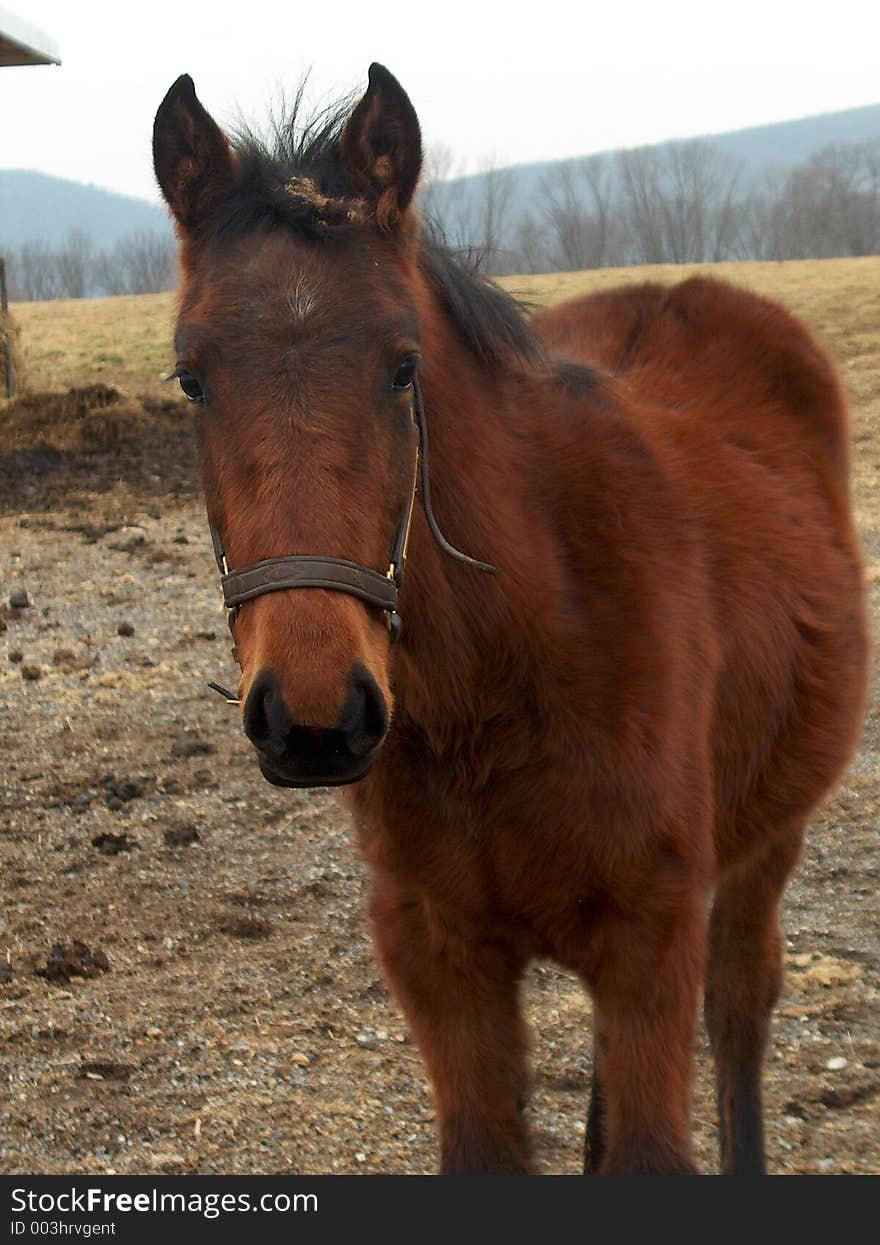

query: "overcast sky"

left=3, top=0, right=879, bottom=205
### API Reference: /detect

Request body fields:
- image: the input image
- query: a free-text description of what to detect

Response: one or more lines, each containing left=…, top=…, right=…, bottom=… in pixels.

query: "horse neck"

left=392, top=312, right=549, bottom=749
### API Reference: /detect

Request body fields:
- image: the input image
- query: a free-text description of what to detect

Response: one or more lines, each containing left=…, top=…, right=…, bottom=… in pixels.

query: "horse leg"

left=583, top=1015, right=607, bottom=1174
left=587, top=893, right=707, bottom=1174
left=369, top=875, right=531, bottom=1174
left=705, top=833, right=802, bottom=1175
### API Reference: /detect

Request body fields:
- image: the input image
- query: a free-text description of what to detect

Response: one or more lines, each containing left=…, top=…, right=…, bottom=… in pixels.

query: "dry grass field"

left=1, top=257, right=878, bottom=1175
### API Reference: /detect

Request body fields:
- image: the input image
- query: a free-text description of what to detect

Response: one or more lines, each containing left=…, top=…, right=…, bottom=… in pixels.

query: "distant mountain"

left=1, top=101, right=878, bottom=253
left=435, top=102, right=880, bottom=229
left=0, top=170, right=170, bottom=248
left=702, top=102, right=880, bottom=170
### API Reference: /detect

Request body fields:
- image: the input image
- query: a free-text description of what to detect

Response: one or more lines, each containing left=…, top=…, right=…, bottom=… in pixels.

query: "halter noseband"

left=206, top=375, right=495, bottom=703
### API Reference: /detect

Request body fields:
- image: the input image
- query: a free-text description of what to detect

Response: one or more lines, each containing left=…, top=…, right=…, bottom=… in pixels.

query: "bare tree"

left=470, top=160, right=518, bottom=274
left=95, top=231, right=176, bottom=296
left=541, top=155, right=617, bottom=270
left=55, top=228, right=94, bottom=299
left=617, top=146, right=667, bottom=264
left=616, top=141, right=743, bottom=264
left=661, top=141, right=742, bottom=262
left=735, top=141, right=880, bottom=262
left=581, top=154, right=621, bottom=266
left=541, top=162, right=593, bottom=270
left=419, top=142, right=457, bottom=208
left=418, top=143, right=475, bottom=249
left=119, top=230, right=176, bottom=294
left=709, top=154, right=745, bottom=261
left=733, top=172, right=789, bottom=261
left=807, top=142, right=880, bottom=255
left=10, top=240, right=61, bottom=301
left=93, top=248, right=129, bottom=296
left=511, top=209, right=553, bottom=274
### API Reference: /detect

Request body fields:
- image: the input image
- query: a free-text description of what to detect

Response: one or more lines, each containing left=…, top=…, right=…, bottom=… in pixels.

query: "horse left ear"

left=340, top=63, right=422, bottom=229
left=153, top=75, right=236, bottom=231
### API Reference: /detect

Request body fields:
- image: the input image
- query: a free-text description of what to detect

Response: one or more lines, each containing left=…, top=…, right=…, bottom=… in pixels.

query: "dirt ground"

left=1, top=316, right=878, bottom=1175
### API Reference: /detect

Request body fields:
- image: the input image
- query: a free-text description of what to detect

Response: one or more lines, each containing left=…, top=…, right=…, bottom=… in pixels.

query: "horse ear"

left=153, top=75, right=236, bottom=230
left=340, top=63, right=422, bottom=229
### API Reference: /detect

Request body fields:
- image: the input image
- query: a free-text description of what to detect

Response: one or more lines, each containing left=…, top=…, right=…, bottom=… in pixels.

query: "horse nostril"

left=243, top=669, right=294, bottom=758
left=243, top=664, right=387, bottom=782
left=341, top=664, right=389, bottom=758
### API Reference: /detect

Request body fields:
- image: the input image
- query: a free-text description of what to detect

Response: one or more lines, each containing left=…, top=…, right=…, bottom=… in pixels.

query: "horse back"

left=531, top=276, right=866, bottom=861
left=532, top=276, right=852, bottom=495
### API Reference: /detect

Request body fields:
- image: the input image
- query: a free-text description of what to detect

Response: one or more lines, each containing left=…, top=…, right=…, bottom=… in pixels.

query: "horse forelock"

left=283, top=177, right=370, bottom=227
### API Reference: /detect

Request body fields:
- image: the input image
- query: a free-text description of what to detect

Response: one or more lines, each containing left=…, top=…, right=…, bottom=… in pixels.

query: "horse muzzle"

left=243, top=663, right=389, bottom=788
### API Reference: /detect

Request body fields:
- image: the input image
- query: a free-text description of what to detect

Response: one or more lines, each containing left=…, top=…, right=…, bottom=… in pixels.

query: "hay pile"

left=0, top=384, right=198, bottom=512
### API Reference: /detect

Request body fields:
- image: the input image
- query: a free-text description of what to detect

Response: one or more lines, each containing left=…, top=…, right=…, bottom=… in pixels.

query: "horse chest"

left=352, top=759, right=630, bottom=948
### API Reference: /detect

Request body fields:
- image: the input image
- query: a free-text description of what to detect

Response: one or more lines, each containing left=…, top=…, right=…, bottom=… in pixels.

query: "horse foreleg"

left=587, top=894, right=707, bottom=1174
left=369, top=874, right=531, bottom=1174
left=583, top=1015, right=607, bottom=1174
left=705, top=834, right=802, bottom=1175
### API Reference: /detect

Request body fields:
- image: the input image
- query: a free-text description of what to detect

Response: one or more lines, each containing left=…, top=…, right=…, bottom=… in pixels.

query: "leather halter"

left=206, top=375, right=494, bottom=702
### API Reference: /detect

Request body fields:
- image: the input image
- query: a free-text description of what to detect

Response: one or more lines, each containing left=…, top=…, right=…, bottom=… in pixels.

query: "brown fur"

left=154, top=69, right=868, bottom=1174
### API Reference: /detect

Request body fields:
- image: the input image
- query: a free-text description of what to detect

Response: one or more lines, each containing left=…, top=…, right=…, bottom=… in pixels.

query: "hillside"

left=2, top=100, right=878, bottom=252
left=448, top=99, right=880, bottom=207
left=0, top=170, right=170, bottom=249
left=706, top=101, right=880, bottom=169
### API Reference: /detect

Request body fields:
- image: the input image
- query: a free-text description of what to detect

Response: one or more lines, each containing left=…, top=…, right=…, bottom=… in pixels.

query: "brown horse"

left=153, top=65, right=868, bottom=1174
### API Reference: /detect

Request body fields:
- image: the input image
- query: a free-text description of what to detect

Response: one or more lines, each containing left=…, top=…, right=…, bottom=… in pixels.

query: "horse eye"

left=177, top=369, right=205, bottom=404
left=391, top=357, right=418, bottom=392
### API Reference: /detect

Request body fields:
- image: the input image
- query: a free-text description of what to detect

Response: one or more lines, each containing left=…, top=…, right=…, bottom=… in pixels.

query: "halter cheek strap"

left=206, top=375, right=495, bottom=701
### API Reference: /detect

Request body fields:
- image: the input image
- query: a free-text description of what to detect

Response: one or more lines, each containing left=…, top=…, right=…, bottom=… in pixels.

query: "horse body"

left=153, top=66, right=868, bottom=1174
left=347, top=274, right=865, bottom=1173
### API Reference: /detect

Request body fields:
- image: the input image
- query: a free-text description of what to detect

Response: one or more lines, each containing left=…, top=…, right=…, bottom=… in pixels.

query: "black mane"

left=203, top=88, right=540, bottom=370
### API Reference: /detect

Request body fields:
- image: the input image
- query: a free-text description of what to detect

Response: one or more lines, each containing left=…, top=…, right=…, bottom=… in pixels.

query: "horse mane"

left=203, top=87, right=540, bottom=370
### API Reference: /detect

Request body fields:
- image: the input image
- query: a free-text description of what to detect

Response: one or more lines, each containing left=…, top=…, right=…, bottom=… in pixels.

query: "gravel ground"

left=1, top=477, right=878, bottom=1176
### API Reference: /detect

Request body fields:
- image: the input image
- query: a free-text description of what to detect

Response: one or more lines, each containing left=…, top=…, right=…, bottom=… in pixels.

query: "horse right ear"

left=153, top=75, right=236, bottom=230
